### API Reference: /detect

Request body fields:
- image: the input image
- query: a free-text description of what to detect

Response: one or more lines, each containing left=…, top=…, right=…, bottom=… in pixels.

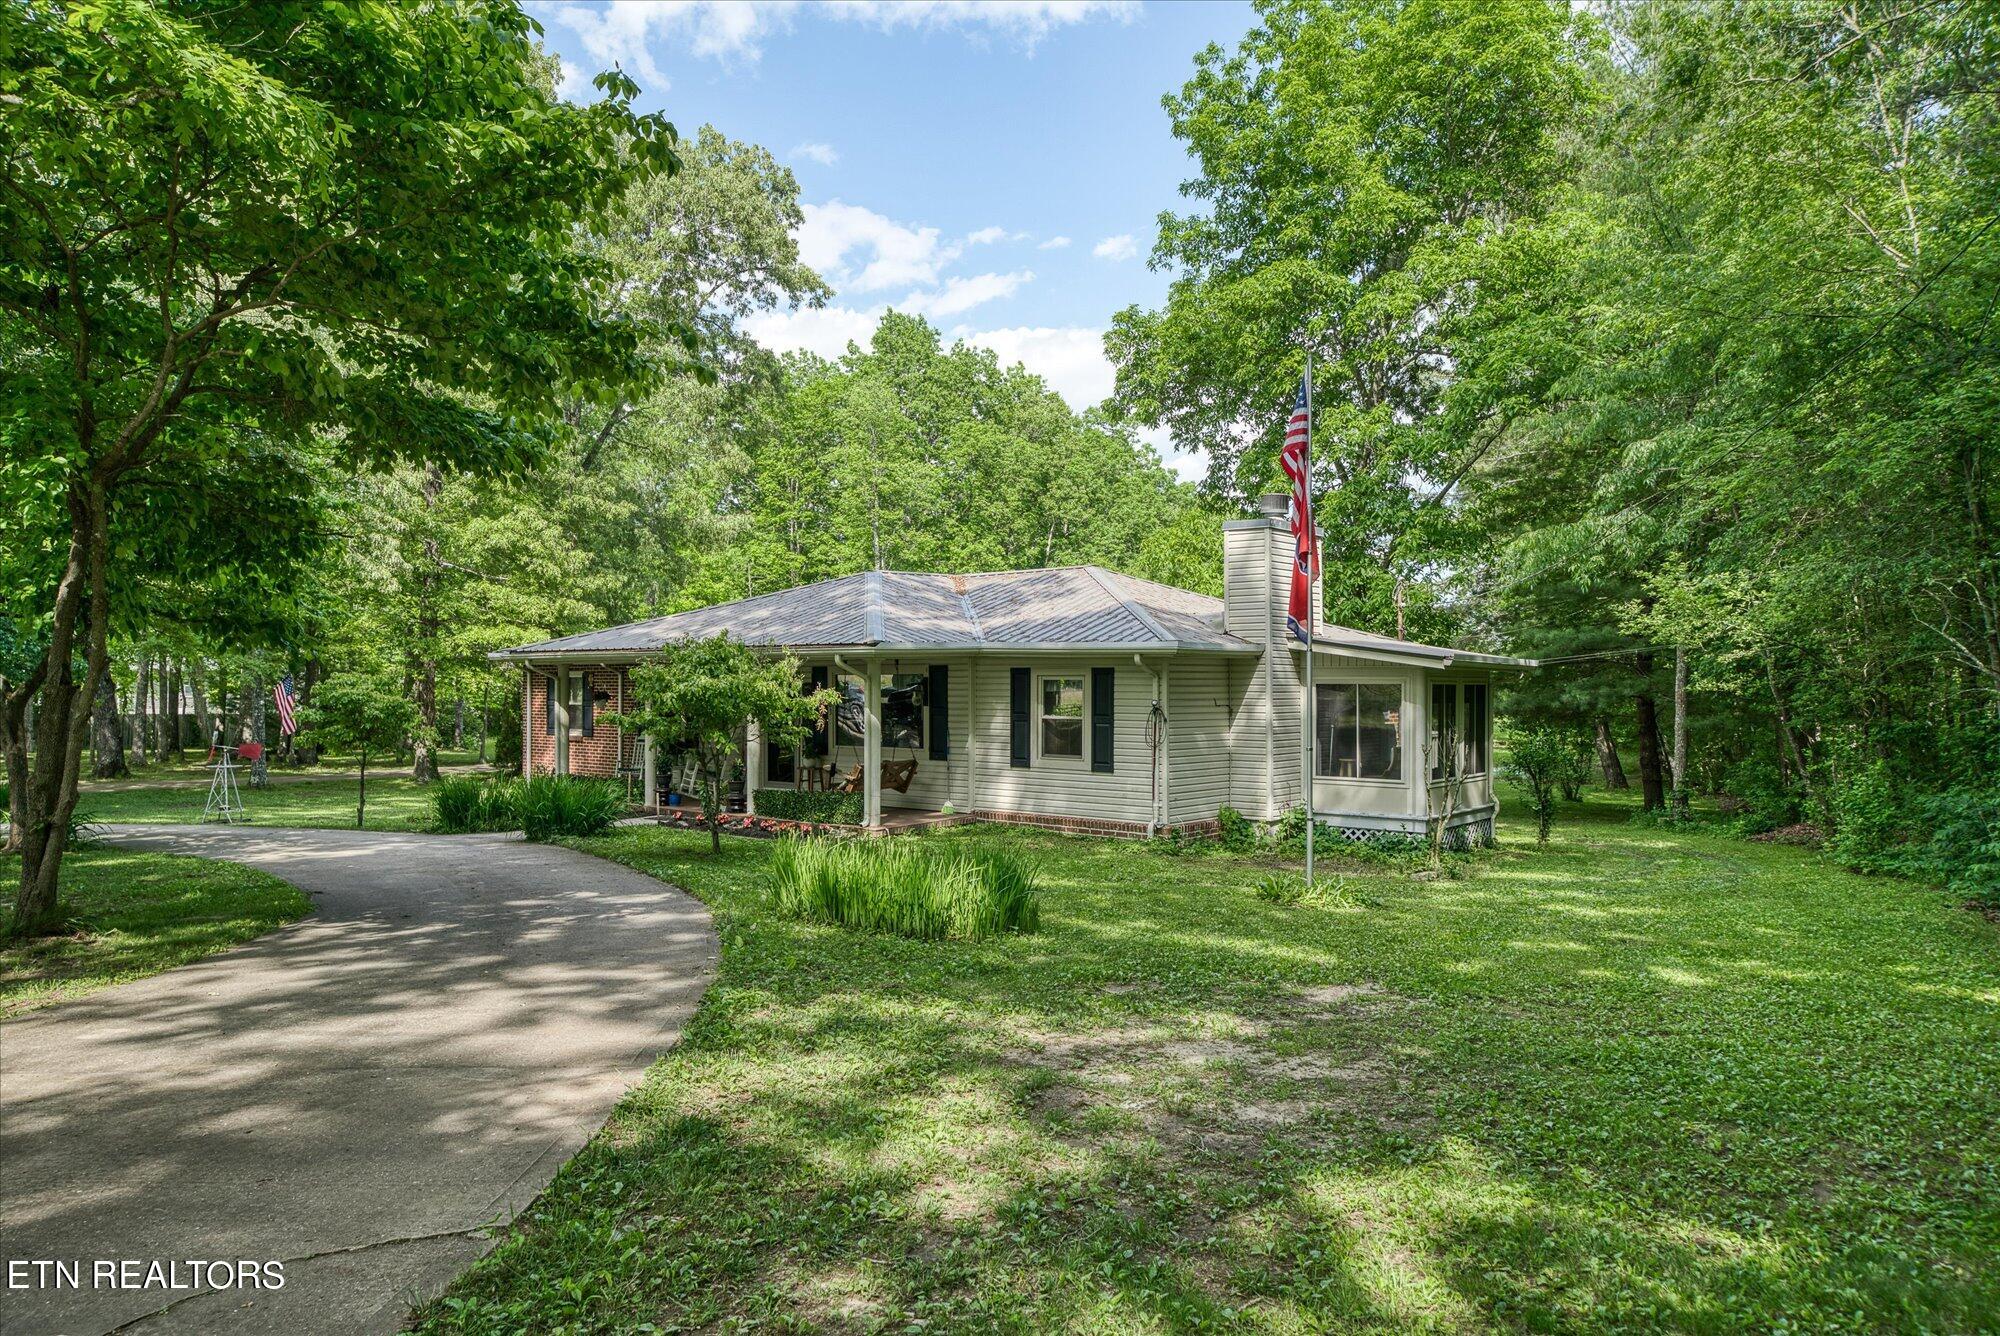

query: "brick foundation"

left=970, top=809, right=1220, bottom=840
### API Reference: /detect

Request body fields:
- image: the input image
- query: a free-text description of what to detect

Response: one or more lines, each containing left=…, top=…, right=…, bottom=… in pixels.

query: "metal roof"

left=491, top=567, right=1260, bottom=660
left=491, top=565, right=1537, bottom=668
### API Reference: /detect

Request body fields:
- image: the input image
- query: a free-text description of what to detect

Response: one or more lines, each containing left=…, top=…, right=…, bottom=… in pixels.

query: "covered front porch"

left=743, top=652, right=965, bottom=833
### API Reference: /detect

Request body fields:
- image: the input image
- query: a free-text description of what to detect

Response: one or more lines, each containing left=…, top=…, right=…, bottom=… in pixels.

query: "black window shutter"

left=544, top=674, right=555, bottom=735
left=809, top=666, right=830, bottom=757
left=1090, top=666, right=1115, bottom=773
left=1009, top=667, right=1030, bottom=768
left=580, top=672, right=594, bottom=738
left=928, top=665, right=949, bottom=760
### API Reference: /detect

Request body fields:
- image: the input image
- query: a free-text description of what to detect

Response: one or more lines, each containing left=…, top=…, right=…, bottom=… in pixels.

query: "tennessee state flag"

left=1277, top=379, right=1318, bottom=644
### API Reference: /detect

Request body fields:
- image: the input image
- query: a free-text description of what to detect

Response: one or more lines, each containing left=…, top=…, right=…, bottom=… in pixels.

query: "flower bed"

left=655, top=807, right=856, bottom=840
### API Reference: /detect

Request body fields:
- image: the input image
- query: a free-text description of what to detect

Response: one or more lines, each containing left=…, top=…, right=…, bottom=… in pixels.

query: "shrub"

left=768, top=837, right=1040, bottom=941
left=1828, top=761, right=1909, bottom=872
left=1503, top=730, right=1571, bottom=845
left=1215, top=805, right=1257, bottom=851
left=518, top=775, right=627, bottom=842
left=1906, top=788, right=2000, bottom=905
left=1723, top=757, right=1800, bottom=834
left=431, top=776, right=524, bottom=834
left=756, top=789, right=864, bottom=826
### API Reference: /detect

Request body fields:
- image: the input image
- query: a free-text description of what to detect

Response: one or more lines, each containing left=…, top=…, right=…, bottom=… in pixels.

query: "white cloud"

left=790, top=141, right=840, bottom=167
left=813, top=1, right=1137, bottom=49
left=533, top=2, right=679, bottom=91
left=968, top=325, right=1114, bottom=412
left=1092, top=233, right=1138, bottom=261
left=743, top=303, right=887, bottom=360
left=1037, top=235, right=1072, bottom=250
left=797, top=200, right=961, bottom=292
left=966, top=225, right=1013, bottom=246
left=532, top=0, right=1133, bottom=75
left=555, top=57, right=595, bottom=103
left=903, top=270, right=1033, bottom=318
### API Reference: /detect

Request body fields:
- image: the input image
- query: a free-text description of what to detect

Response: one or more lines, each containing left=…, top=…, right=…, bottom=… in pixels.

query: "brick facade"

left=523, top=665, right=635, bottom=780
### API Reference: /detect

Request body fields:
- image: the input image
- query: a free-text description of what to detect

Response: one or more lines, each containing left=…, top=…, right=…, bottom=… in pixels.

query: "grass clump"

left=518, top=775, right=627, bottom=842
left=430, top=776, right=526, bottom=833
left=1254, top=869, right=1373, bottom=909
left=768, top=836, right=1039, bottom=941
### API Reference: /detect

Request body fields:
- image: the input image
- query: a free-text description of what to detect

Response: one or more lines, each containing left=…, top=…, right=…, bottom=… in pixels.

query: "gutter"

left=489, top=639, right=1265, bottom=664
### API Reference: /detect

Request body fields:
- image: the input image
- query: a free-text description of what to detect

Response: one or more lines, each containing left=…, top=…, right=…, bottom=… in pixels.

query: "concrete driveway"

left=0, top=825, right=716, bottom=1335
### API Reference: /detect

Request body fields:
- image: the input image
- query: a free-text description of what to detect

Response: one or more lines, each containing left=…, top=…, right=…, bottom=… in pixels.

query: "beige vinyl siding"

left=1168, top=655, right=1232, bottom=824
left=969, top=659, right=1156, bottom=823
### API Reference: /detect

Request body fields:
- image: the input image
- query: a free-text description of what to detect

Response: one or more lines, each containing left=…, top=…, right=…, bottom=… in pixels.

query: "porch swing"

left=831, top=671, right=923, bottom=795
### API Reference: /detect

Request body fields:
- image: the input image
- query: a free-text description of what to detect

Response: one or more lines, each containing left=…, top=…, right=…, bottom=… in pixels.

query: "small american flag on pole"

left=273, top=675, right=299, bottom=737
left=1277, top=379, right=1320, bottom=645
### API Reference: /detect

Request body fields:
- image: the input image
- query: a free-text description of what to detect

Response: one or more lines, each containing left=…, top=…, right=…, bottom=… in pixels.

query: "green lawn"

left=0, top=846, right=310, bottom=1016
left=410, top=793, right=1999, bottom=1334
left=74, top=775, right=438, bottom=831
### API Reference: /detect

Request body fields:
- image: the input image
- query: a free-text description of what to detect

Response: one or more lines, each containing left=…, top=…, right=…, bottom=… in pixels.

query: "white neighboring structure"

left=494, top=497, right=1533, bottom=839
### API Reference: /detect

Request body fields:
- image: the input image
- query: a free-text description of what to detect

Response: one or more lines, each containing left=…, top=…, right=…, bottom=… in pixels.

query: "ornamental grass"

left=767, top=836, right=1039, bottom=941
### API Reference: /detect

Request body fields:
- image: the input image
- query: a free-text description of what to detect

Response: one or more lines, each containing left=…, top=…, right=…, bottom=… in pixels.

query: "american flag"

left=1277, top=379, right=1319, bottom=644
left=273, top=675, right=299, bottom=737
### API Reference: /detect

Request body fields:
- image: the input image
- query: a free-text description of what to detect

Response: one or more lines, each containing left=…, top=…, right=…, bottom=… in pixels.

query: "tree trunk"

left=166, top=660, right=183, bottom=758
left=1593, top=716, right=1629, bottom=789
left=91, top=671, right=129, bottom=778
left=133, top=658, right=151, bottom=767
left=190, top=666, right=209, bottom=759
left=1671, top=648, right=1689, bottom=820
left=296, top=659, right=321, bottom=765
left=1634, top=692, right=1666, bottom=811
left=410, top=466, right=444, bottom=783
left=11, top=481, right=115, bottom=940
left=1763, top=653, right=1818, bottom=819
left=248, top=672, right=269, bottom=787
left=356, top=750, right=367, bottom=828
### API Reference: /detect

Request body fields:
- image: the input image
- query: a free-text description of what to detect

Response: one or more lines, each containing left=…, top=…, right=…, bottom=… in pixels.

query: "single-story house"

left=491, top=496, right=1534, bottom=841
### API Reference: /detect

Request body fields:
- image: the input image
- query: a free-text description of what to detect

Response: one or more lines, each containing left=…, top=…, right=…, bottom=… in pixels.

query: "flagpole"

left=1303, top=350, right=1315, bottom=889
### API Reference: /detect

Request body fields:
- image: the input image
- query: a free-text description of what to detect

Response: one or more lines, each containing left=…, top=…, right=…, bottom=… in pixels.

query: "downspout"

left=1138, top=654, right=1164, bottom=838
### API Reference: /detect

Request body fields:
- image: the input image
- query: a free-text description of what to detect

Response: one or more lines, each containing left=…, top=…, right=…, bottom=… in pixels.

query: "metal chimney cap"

left=1255, top=493, right=1290, bottom=519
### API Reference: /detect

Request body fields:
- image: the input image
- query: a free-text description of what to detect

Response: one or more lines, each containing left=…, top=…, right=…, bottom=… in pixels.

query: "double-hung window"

left=1315, top=683, right=1401, bottom=780
left=1039, top=675, right=1084, bottom=760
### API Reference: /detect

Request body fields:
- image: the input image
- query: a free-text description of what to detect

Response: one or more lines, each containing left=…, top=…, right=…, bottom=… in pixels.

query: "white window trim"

left=1314, top=678, right=1406, bottom=784
left=1033, top=670, right=1089, bottom=767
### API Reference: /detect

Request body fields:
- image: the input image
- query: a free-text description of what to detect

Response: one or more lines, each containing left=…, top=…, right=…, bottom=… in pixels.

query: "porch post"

left=744, top=719, right=761, bottom=816
left=641, top=732, right=657, bottom=810
left=553, top=665, right=571, bottom=776
left=863, top=661, right=883, bottom=830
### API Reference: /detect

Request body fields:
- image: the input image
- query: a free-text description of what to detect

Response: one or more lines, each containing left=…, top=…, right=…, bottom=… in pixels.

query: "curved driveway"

left=0, top=825, right=716, bottom=1335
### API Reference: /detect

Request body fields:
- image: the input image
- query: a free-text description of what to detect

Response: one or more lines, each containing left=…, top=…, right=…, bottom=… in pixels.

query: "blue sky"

left=526, top=0, right=1257, bottom=477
